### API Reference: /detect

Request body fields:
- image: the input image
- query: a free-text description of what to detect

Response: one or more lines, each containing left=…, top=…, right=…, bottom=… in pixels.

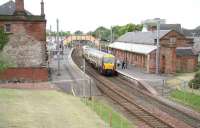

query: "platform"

left=49, top=48, right=101, bottom=97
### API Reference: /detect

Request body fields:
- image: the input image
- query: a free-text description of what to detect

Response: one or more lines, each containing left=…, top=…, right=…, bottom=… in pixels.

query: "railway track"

left=71, top=48, right=197, bottom=128
left=108, top=76, right=200, bottom=128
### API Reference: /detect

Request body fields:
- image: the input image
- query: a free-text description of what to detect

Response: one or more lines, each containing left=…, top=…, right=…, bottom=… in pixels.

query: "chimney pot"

left=41, top=0, right=45, bottom=16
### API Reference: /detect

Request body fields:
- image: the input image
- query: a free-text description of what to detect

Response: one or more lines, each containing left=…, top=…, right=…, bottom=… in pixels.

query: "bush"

left=0, top=27, right=9, bottom=50
left=189, top=71, right=200, bottom=89
left=0, top=54, right=15, bottom=72
left=0, top=60, right=9, bottom=72
left=195, top=63, right=200, bottom=72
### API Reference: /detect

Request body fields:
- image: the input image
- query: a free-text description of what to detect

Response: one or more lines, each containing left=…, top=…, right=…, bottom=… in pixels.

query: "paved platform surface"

left=116, top=64, right=172, bottom=95
left=49, top=48, right=100, bottom=97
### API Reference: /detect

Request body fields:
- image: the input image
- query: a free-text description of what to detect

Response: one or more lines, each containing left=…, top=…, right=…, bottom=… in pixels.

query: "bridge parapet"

left=64, top=35, right=99, bottom=46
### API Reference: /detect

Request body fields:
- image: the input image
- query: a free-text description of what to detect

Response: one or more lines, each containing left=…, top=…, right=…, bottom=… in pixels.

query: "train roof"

left=86, top=48, right=114, bottom=58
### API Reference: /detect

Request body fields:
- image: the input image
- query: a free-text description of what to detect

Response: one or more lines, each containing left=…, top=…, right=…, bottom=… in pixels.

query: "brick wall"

left=176, top=56, right=198, bottom=72
left=0, top=21, right=46, bottom=41
left=111, top=48, right=148, bottom=70
left=160, top=47, right=176, bottom=74
left=148, top=51, right=156, bottom=73
left=0, top=67, right=48, bottom=81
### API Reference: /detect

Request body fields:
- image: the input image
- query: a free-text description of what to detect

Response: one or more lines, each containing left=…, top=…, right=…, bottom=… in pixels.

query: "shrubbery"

left=0, top=27, right=9, bottom=72
left=0, top=28, right=8, bottom=50
left=0, top=59, right=9, bottom=72
left=189, top=71, right=200, bottom=89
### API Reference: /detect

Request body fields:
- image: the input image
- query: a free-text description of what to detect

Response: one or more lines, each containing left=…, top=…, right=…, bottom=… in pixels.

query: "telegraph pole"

left=110, top=26, right=113, bottom=43
left=156, top=18, right=160, bottom=74
left=57, top=19, right=61, bottom=76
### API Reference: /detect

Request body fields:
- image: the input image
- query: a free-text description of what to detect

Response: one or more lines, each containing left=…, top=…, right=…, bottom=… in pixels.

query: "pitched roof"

left=182, top=29, right=200, bottom=37
left=117, top=30, right=170, bottom=45
left=109, top=42, right=157, bottom=55
left=196, top=26, right=200, bottom=30
left=176, top=47, right=196, bottom=56
left=160, top=24, right=183, bottom=33
left=0, top=0, right=32, bottom=15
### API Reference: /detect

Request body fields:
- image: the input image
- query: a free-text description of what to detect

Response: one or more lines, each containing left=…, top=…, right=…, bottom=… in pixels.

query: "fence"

left=166, top=78, right=200, bottom=101
left=81, top=97, right=133, bottom=128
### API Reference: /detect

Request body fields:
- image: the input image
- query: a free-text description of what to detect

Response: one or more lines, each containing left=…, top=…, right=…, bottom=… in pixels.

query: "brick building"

left=0, top=0, right=48, bottom=81
left=109, top=30, right=198, bottom=74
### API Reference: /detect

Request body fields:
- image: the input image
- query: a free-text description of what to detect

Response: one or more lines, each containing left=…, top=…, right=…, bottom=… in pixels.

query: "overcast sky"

left=0, top=0, right=199, bottom=32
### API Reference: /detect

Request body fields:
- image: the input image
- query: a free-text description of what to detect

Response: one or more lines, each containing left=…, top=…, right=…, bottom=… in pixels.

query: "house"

left=109, top=30, right=198, bottom=74
left=0, top=0, right=48, bottom=81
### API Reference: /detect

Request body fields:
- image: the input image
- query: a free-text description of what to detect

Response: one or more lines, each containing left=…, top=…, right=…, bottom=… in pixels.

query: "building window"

left=170, top=37, right=176, bottom=43
left=4, top=24, right=11, bottom=33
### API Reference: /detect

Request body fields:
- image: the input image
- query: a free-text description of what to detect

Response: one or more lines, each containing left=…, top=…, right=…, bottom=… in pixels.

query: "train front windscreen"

left=104, top=57, right=115, bottom=64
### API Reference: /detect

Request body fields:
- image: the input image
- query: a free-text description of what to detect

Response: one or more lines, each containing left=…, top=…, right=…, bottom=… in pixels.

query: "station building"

left=109, top=29, right=198, bottom=74
left=0, top=0, right=48, bottom=81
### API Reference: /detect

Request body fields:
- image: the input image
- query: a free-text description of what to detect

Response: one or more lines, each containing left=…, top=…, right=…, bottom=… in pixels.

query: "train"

left=82, top=46, right=117, bottom=76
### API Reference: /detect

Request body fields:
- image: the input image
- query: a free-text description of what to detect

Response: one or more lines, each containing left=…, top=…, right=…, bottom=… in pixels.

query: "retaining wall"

left=0, top=67, right=48, bottom=82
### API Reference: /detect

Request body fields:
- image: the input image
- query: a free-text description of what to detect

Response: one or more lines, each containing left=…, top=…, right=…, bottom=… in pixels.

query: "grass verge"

left=170, top=90, right=200, bottom=112
left=83, top=98, right=133, bottom=128
left=0, top=89, right=105, bottom=128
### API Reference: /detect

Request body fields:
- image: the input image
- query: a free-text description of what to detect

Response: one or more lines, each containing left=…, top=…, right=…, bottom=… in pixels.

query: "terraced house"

left=0, top=0, right=48, bottom=81
left=109, top=25, right=198, bottom=74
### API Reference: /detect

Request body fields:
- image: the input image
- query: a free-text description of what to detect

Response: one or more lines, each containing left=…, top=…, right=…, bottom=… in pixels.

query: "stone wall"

left=2, top=25, right=46, bottom=67
left=0, top=21, right=46, bottom=41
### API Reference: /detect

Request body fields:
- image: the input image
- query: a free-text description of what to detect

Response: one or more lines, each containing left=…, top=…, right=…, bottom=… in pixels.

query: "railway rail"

left=108, top=76, right=200, bottom=128
left=71, top=48, right=199, bottom=128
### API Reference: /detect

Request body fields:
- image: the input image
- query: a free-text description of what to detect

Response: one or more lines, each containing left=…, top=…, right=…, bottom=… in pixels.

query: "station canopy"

left=109, top=42, right=157, bottom=55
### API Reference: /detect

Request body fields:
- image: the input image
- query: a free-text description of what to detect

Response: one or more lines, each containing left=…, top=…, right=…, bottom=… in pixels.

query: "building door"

left=161, top=55, right=166, bottom=73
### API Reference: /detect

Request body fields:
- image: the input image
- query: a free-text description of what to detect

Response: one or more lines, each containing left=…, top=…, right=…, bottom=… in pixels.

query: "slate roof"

left=109, top=42, right=157, bottom=55
left=182, top=29, right=200, bottom=37
left=117, top=30, right=170, bottom=45
left=0, top=0, right=32, bottom=15
left=160, top=24, right=183, bottom=33
left=196, top=26, right=200, bottom=30
left=176, top=47, right=197, bottom=56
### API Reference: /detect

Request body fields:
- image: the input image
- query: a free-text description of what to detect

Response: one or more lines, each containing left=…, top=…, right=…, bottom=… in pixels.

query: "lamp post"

left=110, top=26, right=113, bottom=43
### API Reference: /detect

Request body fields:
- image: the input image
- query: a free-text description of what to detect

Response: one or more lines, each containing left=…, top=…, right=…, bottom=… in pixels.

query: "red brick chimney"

left=14, top=0, right=26, bottom=15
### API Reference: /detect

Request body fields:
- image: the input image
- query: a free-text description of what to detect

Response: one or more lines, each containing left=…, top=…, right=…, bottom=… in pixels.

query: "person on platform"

left=122, top=60, right=125, bottom=69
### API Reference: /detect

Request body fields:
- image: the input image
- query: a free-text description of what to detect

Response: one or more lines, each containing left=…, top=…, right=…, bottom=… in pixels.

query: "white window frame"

left=170, top=37, right=176, bottom=44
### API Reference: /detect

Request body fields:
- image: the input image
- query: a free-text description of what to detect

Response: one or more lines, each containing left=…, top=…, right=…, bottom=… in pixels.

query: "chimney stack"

left=41, top=0, right=45, bottom=16
left=14, top=0, right=26, bottom=15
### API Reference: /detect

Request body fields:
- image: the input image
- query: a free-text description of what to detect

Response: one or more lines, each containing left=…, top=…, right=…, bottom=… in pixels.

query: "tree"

left=74, top=30, right=83, bottom=35
left=111, top=24, right=143, bottom=40
left=59, top=31, right=70, bottom=36
left=93, top=26, right=111, bottom=41
left=46, top=31, right=71, bottom=37
left=0, top=28, right=8, bottom=51
left=89, top=23, right=143, bottom=41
